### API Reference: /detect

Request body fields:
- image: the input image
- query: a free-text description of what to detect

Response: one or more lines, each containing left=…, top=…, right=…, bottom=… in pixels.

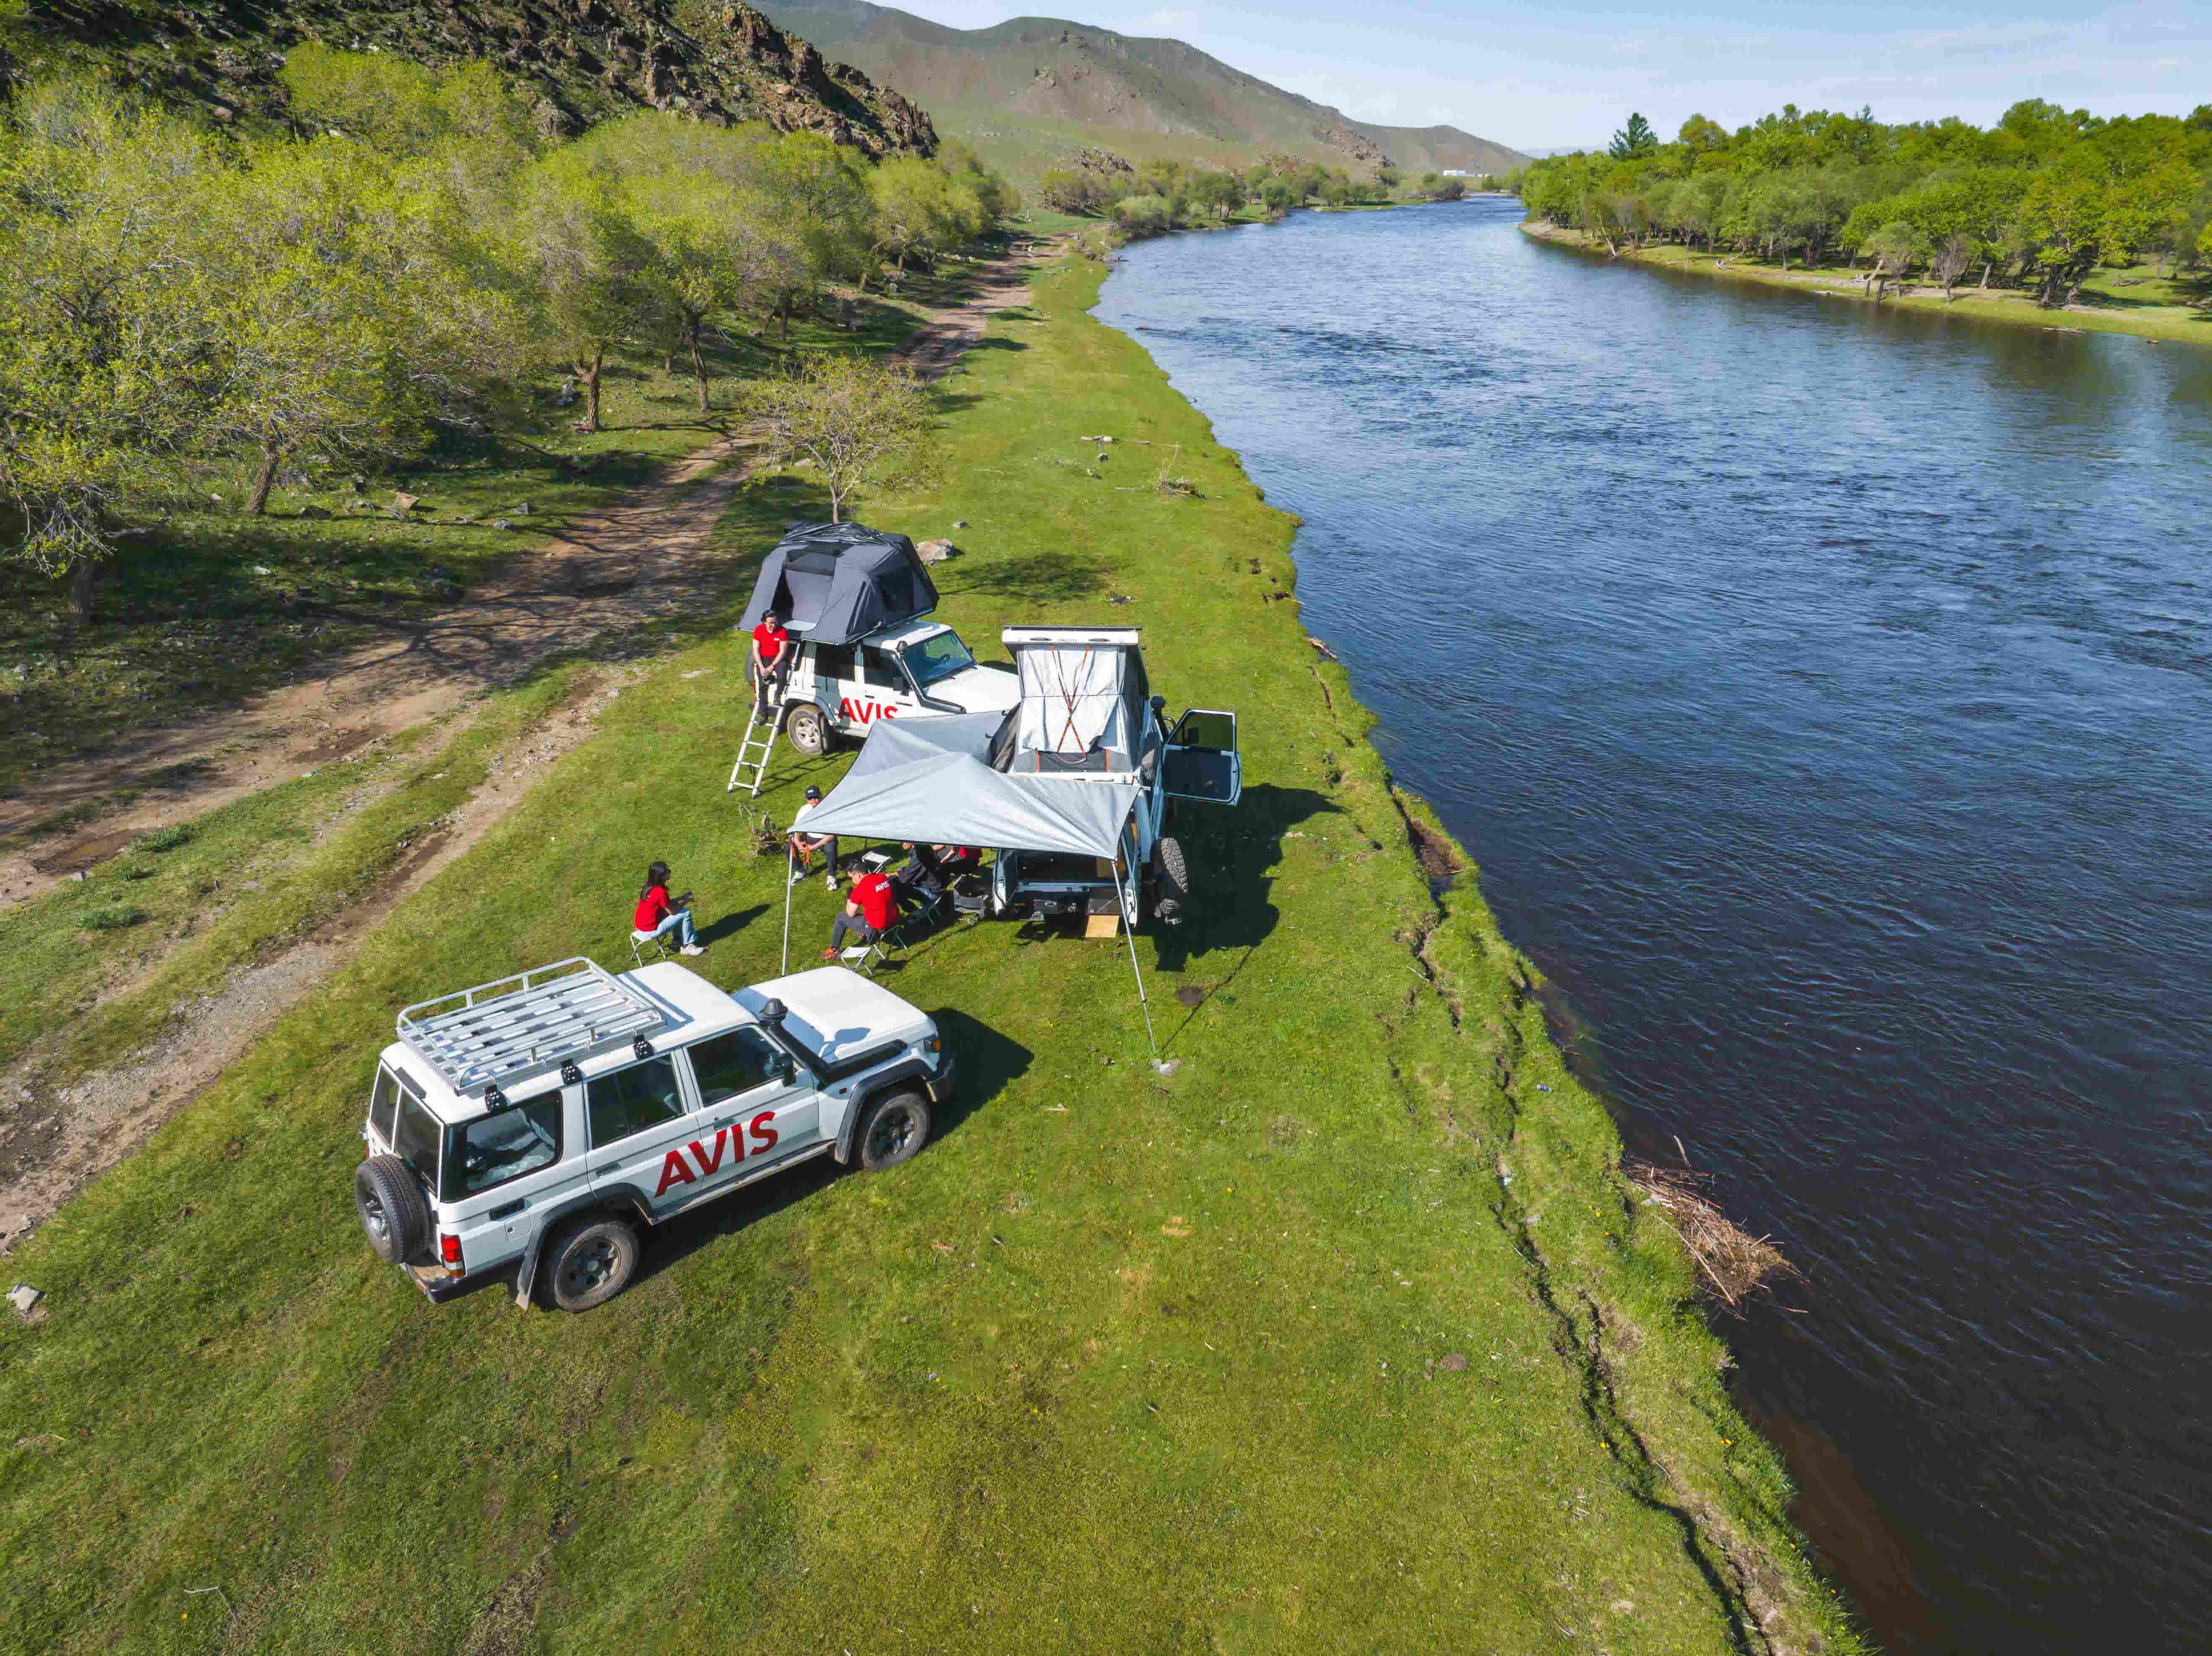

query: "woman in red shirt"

left=634, top=861, right=704, bottom=956
left=823, top=867, right=898, bottom=958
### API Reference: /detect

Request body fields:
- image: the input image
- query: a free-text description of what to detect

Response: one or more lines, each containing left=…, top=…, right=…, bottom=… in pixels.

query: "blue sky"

left=884, top=1, right=2212, bottom=151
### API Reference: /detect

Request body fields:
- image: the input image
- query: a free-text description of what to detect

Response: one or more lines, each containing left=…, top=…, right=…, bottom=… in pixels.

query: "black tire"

left=545, top=1215, right=642, bottom=1313
left=1153, top=835, right=1189, bottom=923
left=858, top=1089, right=931, bottom=1172
left=785, top=703, right=828, bottom=758
left=355, top=1155, right=432, bottom=1265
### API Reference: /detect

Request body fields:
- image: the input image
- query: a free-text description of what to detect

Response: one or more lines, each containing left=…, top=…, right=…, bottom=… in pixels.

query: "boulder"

left=392, top=492, right=420, bottom=515
left=916, top=538, right=959, bottom=565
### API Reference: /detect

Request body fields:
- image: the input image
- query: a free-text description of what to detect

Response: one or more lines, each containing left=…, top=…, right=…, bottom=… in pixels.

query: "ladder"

left=725, top=697, right=780, bottom=797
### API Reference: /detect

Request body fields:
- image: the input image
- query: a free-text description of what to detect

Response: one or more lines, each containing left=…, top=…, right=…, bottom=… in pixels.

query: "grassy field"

left=1523, top=220, right=2212, bottom=346
left=0, top=280, right=954, bottom=801
left=0, top=256, right=1862, bottom=1653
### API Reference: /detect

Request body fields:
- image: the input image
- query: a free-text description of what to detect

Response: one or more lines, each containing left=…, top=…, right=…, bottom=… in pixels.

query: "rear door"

left=441, top=1088, right=588, bottom=1273
left=1163, top=709, right=1242, bottom=805
left=582, top=1054, right=701, bottom=1216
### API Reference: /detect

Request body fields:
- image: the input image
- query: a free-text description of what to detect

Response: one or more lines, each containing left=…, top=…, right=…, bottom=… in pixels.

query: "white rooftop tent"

left=779, top=712, right=1159, bottom=1053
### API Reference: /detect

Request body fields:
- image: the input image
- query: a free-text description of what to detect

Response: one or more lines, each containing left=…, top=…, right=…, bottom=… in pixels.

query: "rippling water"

left=1096, top=198, right=2212, bottom=1653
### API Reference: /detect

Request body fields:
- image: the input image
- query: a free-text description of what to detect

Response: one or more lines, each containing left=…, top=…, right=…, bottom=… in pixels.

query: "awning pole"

left=781, top=835, right=794, bottom=975
left=1116, top=858, right=1158, bottom=1060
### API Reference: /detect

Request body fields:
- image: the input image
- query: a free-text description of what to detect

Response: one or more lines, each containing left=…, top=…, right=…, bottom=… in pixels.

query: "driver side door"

left=1163, top=708, right=1242, bottom=805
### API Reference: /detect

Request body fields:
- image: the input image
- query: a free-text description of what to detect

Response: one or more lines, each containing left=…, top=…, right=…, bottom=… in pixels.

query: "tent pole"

left=1116, top=859, right=1158, bottom=1060
left=781, top=837, right=794, bottom=975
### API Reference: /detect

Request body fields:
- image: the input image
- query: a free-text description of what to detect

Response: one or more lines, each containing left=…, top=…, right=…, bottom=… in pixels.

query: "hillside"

left=3, top=0, right=938, bottom=154
left=756, top=0, right=1527, bottom=176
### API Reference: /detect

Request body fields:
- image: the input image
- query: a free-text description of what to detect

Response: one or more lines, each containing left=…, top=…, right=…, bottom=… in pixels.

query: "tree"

left=1930, top=231, right=1973, bottom=300
left=1609, top=113, right=1658, bottom=160
left=2015, top=167, right=2109, bottom=305
left=748, top=354, right=929, bottom=523
left=1677, top=114, right=1729, bottom=156
left=1188, top=169, right=1242, bottom=221
left=1863, top=220, right=1925, bottom=299
left=513, top=149, right=657, bottom=431
left=870, top=155, right=980, bottom=275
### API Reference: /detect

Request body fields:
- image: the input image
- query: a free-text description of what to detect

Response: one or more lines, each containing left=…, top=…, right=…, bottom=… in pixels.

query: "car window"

left=444, top=1095, right=562, bottom=1200
left=391, top=1089, right=442, bottom=1187
left=862, top=647, right=905, bottom=691
left=903, top=632, right=976, bottom=687
left=814, top=643, right=854, bottom=683
left=688, top=1028, right=788, bottom=1108
left=587, top=1057, right=685, bottom=1148
left=370, top=1067, right=401, bottom=1144
left=1173, top=709, right=1237, bottom=752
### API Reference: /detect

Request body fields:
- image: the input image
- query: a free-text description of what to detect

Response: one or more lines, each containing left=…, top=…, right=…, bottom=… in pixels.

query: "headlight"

left=921, top=1034, right=943, bottom=1061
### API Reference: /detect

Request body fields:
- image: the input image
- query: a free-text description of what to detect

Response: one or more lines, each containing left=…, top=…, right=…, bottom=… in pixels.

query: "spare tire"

left=1153, top=836, right=1189, bottom=923
left=355, top=1155, right=432, bottom=1265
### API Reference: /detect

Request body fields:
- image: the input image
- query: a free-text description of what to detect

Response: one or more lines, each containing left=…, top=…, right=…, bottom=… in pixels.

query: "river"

left=1094, top=197, right=2212, bottom=1653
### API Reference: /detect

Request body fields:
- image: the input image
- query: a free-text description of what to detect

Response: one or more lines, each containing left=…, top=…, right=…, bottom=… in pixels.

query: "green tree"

left=513, top=148, right=657, bottom=431
left=748, top=354, right=929, bottom=523
left=870, top=154, right=980, bottom=275
left=1609, top=113, right=1658, bottom=160
left=1189, top=169, right=1242, bottom=221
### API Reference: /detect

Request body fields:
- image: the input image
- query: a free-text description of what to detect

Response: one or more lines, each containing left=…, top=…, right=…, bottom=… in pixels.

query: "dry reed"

left=1625, top=1159, right=1797, bottom=1310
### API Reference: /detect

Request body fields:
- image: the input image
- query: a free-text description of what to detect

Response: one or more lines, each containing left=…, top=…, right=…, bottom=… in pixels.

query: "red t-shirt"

left=751, top=621, right=788, bottom=664
left=853, top=871, right=897, bottom=930
left=634, top=885, right=672, bottom=931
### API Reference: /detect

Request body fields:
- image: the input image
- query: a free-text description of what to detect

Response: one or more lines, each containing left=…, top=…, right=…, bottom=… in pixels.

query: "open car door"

left=1162, top=709, right=1242, bottom=806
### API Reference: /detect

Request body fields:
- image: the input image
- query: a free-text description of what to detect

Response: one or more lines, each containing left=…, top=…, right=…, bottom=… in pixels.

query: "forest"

left=1038, top=149, right=1467, bottom=235
left=0, top=47, right=1017, bottom=621
left=1513, top=100, right=2212, bottom=306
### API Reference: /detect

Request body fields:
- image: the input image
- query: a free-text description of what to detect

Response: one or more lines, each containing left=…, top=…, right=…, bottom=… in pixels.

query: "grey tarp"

left=739, top=521, right=938, bottom=646
left=788, top=712, right=1140, bottom=860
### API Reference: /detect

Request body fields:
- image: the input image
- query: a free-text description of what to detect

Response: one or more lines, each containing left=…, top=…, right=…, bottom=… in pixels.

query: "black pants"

left=751, top=653, right=791, bottom=713
left=830, top=914, right=880, bottom=951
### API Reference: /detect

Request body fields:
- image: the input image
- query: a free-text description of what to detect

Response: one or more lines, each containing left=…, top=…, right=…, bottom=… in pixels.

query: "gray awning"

left=791, top=713, right=1140, bottom=861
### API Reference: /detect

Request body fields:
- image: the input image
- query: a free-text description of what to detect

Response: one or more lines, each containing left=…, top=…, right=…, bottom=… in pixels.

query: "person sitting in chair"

left=822, top=865, right=898, bottom=959
left=634, top=861, right=704, bottom=956
left=890, top=841, right=947, bottom=904
left=789, top=785, right=837, bottom=888
left=749, top=608, right=791, bottom=716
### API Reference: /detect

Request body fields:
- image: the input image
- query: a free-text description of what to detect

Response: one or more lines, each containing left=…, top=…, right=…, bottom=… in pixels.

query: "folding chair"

left=852, top=889, right=947, bottom=976
left=629, top=927, right=675, bottom=969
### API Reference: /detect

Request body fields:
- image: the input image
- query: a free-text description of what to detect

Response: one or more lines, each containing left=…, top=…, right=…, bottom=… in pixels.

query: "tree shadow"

left=942, top=551, right=1112, bottom=605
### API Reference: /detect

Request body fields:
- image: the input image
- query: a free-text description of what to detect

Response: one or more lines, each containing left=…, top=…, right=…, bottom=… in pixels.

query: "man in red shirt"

left=750, top=609, right=790, bottom=715
left=823, top=867, right=899, bottom=958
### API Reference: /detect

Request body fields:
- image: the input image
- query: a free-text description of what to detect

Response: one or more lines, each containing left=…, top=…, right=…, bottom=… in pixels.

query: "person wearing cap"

left=789, top=784, right=837, bottom=888
left=749, top=608, right=791, bottom=715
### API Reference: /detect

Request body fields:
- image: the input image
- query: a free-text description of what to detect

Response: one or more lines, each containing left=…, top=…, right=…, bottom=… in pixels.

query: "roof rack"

left=396, top=958, right=669, bottom=1103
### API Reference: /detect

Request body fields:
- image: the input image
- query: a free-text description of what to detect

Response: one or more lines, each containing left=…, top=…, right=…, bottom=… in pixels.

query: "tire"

left=858, top=1089, right=931, bottom=1172
left=1153, top=835, right=1189, bottom=924
left=355, top=1155, right=432, bottom=1265
left=785, top=703, right=828, bottom=758
left=545, top=1215, right=641, bottom=1312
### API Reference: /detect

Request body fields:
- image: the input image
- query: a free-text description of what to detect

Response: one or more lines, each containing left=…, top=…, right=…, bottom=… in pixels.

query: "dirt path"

left=0, top=239, right=1054, bottom=914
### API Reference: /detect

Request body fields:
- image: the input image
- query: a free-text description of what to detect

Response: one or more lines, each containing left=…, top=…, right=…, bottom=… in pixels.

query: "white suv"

left=353, top=958, right=952, bottom=1312
left=775, top=619, right=1022, bottom=758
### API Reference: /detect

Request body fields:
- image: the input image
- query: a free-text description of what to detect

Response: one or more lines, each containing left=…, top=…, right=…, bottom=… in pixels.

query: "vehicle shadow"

left=1151, top=782, right=1339, bottom=979
left=628, top=1007, right=1030, bottom=1289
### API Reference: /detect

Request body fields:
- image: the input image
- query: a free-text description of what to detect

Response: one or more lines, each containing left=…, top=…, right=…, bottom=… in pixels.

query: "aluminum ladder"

left=724, top=698, right=780, bottom=797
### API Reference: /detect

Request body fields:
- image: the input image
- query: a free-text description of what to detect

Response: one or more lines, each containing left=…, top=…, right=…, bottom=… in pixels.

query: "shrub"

left=127, top=825, right=191, bottom=854
left=1112, top=195, right=1175, bottom=237
left=82, top=903, right=146, bottom=931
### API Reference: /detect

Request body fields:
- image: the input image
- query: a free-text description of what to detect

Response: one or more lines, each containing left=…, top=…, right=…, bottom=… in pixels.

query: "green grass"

left=0, top=284, right=951, bottom=802
left=1525, top=221, right=2212, bottom=346
left=0, top=256, right=1864, bottom=1653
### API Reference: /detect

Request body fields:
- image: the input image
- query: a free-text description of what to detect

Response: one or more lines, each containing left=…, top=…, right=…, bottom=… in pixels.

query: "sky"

left=878, top=0, right=2212, bottom=151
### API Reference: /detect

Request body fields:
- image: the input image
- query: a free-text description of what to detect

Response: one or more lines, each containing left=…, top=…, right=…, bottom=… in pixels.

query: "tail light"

left=439, top=1232, right=463, bottom=1273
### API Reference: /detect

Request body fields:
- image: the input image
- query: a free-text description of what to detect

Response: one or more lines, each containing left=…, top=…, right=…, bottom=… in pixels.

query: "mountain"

left=754, top=0, right=1528, bottom=176
left=4, top=0, right=938, bottom=155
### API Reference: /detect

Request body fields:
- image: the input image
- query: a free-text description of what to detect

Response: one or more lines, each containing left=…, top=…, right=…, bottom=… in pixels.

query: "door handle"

left=489, top=1199, right=525, bottom=1220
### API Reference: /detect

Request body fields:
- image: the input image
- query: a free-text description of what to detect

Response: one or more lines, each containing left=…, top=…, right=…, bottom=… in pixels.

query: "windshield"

left=901, top=631, right=975, bottom=688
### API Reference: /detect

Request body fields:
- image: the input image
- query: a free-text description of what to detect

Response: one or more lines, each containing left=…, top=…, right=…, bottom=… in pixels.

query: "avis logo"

left=655, top=1111, right=778, bottom=1197
left=839, top=697, right=899, bottom=724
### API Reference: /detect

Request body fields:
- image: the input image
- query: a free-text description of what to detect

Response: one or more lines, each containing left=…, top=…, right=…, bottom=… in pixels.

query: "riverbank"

left=1522, top=219, right=2212, bottom=346
left=0, top=253, right=1861, bottom=1651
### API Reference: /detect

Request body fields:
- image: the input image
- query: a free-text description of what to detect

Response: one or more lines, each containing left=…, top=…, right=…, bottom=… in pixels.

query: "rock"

left=916, top=538, right=958, bottom=564
left=1096, top=452, right=1109, bottom=462
left=1438, top=1351, right=1469, bottom=1373
left=347, top=475, right=366, bottom=493
left=8, top=1284, right=42, bottom=1319
left=491, top=519, right=514, bottom=530
left=952, top=519, right=969, bottom=529
left=295, top=505, right=329, bottom=520
left=392, top=492, right=420, bottom=515
left=514, top=501, right=532, bottom=515
left=251, top=565, right=274, bottom=576
left=435, top=582, right=464, bottom=602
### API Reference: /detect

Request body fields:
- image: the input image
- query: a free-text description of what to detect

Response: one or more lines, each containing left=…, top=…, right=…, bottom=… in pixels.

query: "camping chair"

left=846, top=888, right=947, bottom=976
left=630, top=926, right=676, bottom=968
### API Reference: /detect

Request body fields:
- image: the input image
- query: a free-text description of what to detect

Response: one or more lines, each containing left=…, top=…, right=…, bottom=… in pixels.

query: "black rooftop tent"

left=739, top=521, right=938, bottom=646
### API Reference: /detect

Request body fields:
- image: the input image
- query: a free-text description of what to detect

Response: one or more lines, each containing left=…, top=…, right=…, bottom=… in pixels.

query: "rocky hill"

left=754, top=0, right=1527, bottom=176
left=4, top=0, right=938, bottom=154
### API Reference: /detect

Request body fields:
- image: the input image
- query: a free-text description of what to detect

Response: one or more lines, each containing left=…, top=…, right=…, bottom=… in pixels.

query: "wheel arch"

left=511, top=1188, right=654, bottom=1309
left=833, top=1060, right=935, bottom=1165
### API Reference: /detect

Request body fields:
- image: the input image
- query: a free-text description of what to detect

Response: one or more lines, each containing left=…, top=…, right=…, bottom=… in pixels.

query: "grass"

left=0, top=255, right=1865, bottom=1653
left=1523, top=220, right=2212, bottom=346
left=0, top=281, right=951, bottom=802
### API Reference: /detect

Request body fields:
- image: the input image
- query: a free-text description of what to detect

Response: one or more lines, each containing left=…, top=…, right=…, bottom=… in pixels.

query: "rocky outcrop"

left=11, top=0, right=937, bottom=155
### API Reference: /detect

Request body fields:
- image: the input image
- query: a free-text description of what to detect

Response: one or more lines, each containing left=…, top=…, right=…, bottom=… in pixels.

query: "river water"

left=1095, top=198, right=2212, bottom=1653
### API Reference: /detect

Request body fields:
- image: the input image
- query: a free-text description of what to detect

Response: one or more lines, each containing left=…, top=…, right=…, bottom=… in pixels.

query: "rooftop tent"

left=1004, top=627, right=1151, bottom=773
left=740, top=521, right=939, bottom=647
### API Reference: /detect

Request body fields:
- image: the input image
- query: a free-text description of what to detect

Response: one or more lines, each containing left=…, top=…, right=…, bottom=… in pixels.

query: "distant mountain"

left=5, top=0, right=939, bottom=156
left=755, top=0, right=1529, bottom=176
